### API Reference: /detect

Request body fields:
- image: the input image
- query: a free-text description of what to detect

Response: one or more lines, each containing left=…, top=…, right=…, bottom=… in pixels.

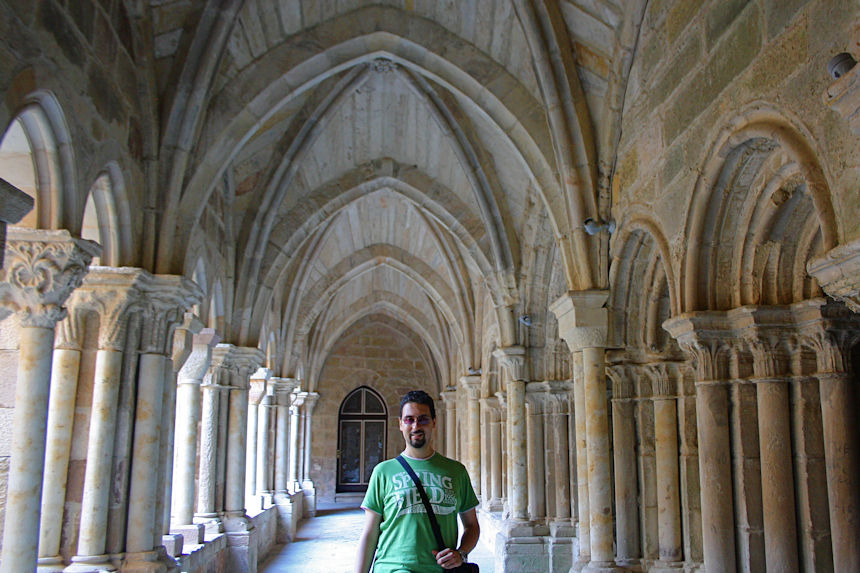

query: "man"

left=355, top=390, right=480, bottom=572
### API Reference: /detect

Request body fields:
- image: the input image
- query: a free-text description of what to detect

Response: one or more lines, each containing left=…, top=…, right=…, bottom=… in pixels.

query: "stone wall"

left=311, top=315, right=437, bottom=503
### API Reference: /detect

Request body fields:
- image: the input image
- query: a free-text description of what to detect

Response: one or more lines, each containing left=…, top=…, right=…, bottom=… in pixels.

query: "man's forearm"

left=457, top=523, right=480, bottom=556
left=354, top=534, right=377, bottom=573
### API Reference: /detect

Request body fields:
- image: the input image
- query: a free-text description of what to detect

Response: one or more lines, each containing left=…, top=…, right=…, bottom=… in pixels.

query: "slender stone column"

left=288, top=392, right=306, bottom=491
left=524, top=384, right=547, bottom=521
left=441, top=388, right=457, bottom=458
left=483, top=396, right=503, bottom=511
left=459, top=375, right=482, bottom=492
left=257, top=392, right=274, bottom=504
left=551, top=290, right=620, bottom=573
left=494, top=346, right=528, bottom=521
left=796, top=300, right=860, bottom=573
left=246, top=368, right=270, bottom=506
left=608, top=364, right=640, bottom=568
left=172, top=328, right=220, bottom=528
left=301, top=392, right=320, bottom=516
left=572, top=353, right=590, bottom=565
left=0, top=229, right=98, bottom=573
left=221, top=347, right=264, bottom=573
left=664, top=314, right=737, bottom=573
left=195, top=366, right=226, bottom=531
left=124, top=275, right=201, bottom=572
left=551, top=394, right=571, bottom=523
left=272, top=377, right=299, bottom=543
left=647, top=363, right=683, bottom=570
left=38, top=315, right=84, bottom=571
left=66, top=270, right=151, bottom=573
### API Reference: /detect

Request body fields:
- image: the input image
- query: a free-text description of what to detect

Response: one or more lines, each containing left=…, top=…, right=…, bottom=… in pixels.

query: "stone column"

left=256, top=388, right=274, bottom=506
left=38, top=313, right=84, bottom=571
left=571, top=352, right=590, bottom=566
left=195, top=357, right=229, bottom=532
left=0, top=229, right=98, bottom=573
left=551, top=290, right=621, bottom=573
left=483, top=396, right=503, bottom=511
left=301, top=392, right=320, bottom=516
left=171, top=328, right=220, bottom=540
left=459, top=375, right=482, bottom=492
left=796, top=300, right=860, bottom=573
left=664, top=313, right=737, bottom=573
left=494, top=346, right=528, bottom=521
left=608, top=364, right=640, bottom=568
left=647, top=363, right=683, bottom=571
left=221, top=346, right=265, bottom=573
left=288, top=392, right=305, bottom=492
left=441, top=388, right=458, bottom=461
left=246, top=368, right=270, bottom=508
left=124, top=275, right=200, bottom=572
left=64, top=269, right=152, bottom=572
left=272, top=377, right=300, bottom=542
left=549, top=391, right=571, bottom=524
left=159, top=313, right=203, bottom=559
left=524, top=384, right=547, bottom=521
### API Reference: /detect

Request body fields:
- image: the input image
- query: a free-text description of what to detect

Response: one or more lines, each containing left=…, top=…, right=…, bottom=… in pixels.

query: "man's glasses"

left=401, top=415, right=432, bottom=426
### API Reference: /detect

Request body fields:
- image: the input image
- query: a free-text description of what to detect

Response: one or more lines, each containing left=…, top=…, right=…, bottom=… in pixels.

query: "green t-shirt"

left=361, top=452, right=479, bottom=573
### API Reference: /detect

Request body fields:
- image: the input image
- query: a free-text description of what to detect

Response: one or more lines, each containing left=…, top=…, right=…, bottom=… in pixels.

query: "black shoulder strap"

left=395, top=455, right=447, bottom=551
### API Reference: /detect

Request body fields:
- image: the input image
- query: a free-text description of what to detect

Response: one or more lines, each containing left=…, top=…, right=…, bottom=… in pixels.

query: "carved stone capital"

left=0, top=228, right=100, bottom=327
left=178, top=328, right=221, bottom=383
left=644, top=362, right=684, bottom=398
left=663, top=312, right=741, bottom=382
left=440, top=388, right=458, bottom=407
left=458, top=375, right=481, bottom=399
left=525, top=380, right=572, bottom=412
left=606, top=364, right=636, bottom=399
left=271, top=376, right=300, bottom=398
left=138, top=275, right=203, bottom=354
left=303, top=391, right=320, bottom=414
left=550, top=290, right=609, bottom=352
left=249, top=367, right=272, bottom=404
left=493, top=345, right=527, bottom=381
left=807, top=239, right=860, bottom=312
left=791, top=298, right=860, bottom=373
left=212, top=344, right=265, bottom=388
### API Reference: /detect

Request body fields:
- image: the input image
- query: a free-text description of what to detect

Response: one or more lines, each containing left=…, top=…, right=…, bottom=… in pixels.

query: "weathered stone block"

left=764, top=0, right=807, bottom=39
left=666, top=0, right=704, bottom=46
left=706, top=0, right=751, bottom=48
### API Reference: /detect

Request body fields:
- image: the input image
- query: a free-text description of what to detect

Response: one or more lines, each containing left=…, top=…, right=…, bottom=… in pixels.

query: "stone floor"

left=260, top=502, right=495, bottom=572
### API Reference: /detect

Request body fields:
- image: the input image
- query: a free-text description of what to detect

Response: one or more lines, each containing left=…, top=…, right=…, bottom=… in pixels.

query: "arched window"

left=337, top=386, right=387, bottom=493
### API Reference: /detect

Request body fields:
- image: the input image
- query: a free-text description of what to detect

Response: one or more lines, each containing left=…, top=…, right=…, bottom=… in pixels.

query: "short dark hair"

left=399, top=390, right=436, bottom=419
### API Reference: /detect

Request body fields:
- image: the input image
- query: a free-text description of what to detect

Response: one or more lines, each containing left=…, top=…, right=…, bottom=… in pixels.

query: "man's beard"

left=409, top=432, right=426, bottom=448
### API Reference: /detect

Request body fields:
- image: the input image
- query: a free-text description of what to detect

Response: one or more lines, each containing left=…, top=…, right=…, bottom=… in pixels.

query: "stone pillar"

left=551, top=290, right=621, bottom=573
left=195, top=359, right=228, bottom=532
left=124, top=275, right=200, bottom=572
left=571, top=352, right=590, bottom=566
left=257, top=388, right=274, bottom=506
left=494, top=346, right=528, bottom=521
left=549, top=391, right=571, bottom=523
left=63, top=269, right=153, bottom=572
left=301, top=392, right=319, bottom=516
left=39, top=316, right=84, bottom=571
left=483, top=396, right=503, bottom=511
left=0, top=229, right=98, bottom=573
left=441, top=388, right=458, bottom=461
left=524, top=384, right=547, bottom=521
left=171, top=328, right=219, bottom=543
left=664, top=313, right=737, bottom=573
left=459, top=375, right=481, bottom=492
left=796, top=300, right=860, bottom=573
left=607, top=364, right=640, bottom=568
left=288, top=392, right=305, bottom=491
left=246, top=368, right=270, bottom=508
left=647, top=363, right=683, bottom=571
left=221, top=346, right=265, bottom=573
left=272, top=377, right=300, bottom=542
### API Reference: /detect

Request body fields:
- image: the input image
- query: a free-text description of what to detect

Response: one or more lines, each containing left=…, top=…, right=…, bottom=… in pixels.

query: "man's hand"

left=432, top=547, right=464, bottom=569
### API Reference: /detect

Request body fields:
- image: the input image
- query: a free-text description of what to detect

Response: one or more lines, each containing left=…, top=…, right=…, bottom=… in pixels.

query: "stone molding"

left=493, top=345, right=527, bottom=381
left=0, top=228, right=100, bottom=327
left=807, top=238, right=860, bottom=313
left=606, top=364, right=636, bottom=399
left=172, top=312, right=205, bottom=371
left=525, top=380, right=572, bottom=413
left=644, top=362, right=683, bottom=398
left=302, top=391, right=320, bottom=414
left=249, top=367, right=272, bottom=404
left=550, top=290, right=609, bottom=352
left=211, top=344, right=265, bottom=388
left=440, top=388, right=458, bottom=406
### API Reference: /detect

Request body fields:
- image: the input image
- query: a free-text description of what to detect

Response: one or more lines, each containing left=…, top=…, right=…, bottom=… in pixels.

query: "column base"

left=274, top=491, right=303, bottom=543
left=301, top=480, right=316, bottom=517
left=121, top=550, right=167, bottom=573
left=161, top=534, right=183, bottom=558
left=583, top=560, right=626, bottom=573
left=225, top=527, right=259, bottom=573
left=193, top=513, right=223, bottom=535
left=649, top=561, right=683, bottom=572
left=38, top=555, right=65, bottom=572
left=64, top=555, right=117, bottom=572
left=170, top=523, right=205, bottom=546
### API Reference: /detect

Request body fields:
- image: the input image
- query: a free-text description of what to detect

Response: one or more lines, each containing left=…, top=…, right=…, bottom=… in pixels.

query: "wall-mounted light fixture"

left=828, top=52, right=857, bottom=79
left=584, top=218, right=616, bottom=235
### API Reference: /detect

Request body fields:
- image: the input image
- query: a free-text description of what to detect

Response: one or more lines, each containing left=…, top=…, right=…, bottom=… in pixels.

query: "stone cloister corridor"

left=0, top=1, right=859, bottom=572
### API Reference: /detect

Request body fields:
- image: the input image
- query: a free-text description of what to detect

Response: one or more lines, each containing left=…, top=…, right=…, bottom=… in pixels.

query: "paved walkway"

left=260, top=502, right=495, bottom=572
